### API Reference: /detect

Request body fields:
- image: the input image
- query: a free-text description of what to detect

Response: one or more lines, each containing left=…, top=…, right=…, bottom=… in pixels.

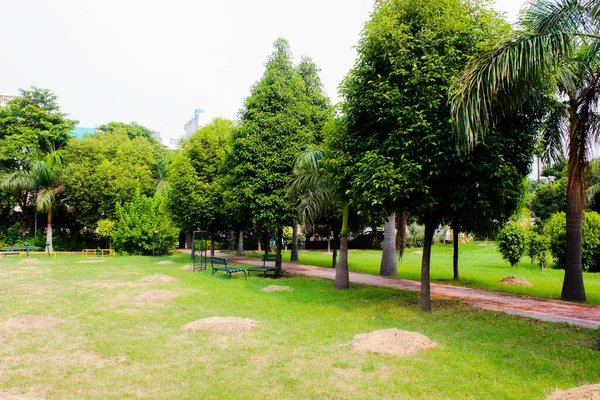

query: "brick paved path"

left=220, top=252, right=600, bottom=329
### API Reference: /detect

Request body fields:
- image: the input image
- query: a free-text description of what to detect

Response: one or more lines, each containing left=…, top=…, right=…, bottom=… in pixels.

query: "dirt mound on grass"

left=141, top=274, right=175, bottom=283
left=412, top=251, right=423, bottom=256
left=183, top=317, right=259, bottom=333
left=500, top=276, right=533, bottom=287
left=1, top=315, right=63, bottom=331
left=350, top=328, right=437, bottom=357
left=18, top=258, right=42, bottom=264
left=261, top=285, right=293, bottom=293
left=156, top=260, right=174, bottom=265
left=547, top=384, right=600, bottom=400
left=181, top=265, right=194, bottom=271
left=134, top=290, right=177, bottom=304
left=76, top=259, right=106, bottom=264
left=19, top=266, right=40, bottom=272
left=478, top=242, right=494, bottom=247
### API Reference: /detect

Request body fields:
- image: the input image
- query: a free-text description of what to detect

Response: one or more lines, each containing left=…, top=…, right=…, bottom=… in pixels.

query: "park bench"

left=2, top=245, right=36, bottom=257
left=211, top=256, right=247, bottom=280
left=247, top=254, right=282, bottom=278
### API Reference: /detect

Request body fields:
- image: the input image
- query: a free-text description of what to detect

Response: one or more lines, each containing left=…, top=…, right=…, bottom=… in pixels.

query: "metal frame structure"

left=192, top=230, right=208, bottom=271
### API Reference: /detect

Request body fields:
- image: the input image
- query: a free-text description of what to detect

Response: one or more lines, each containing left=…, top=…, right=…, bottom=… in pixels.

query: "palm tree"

left=289, top=145, right=351, bottom=289
left=379, top=212, right=398, bottom=276
left=451, top=0, right=600, bottom=301
left=0, top=151, right=66, bottom=252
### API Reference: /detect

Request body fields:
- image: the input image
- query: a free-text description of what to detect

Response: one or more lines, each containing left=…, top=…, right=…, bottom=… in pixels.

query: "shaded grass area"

left=0, top=252, right=598, bottom=399
left=240, top=242, right=600, bottom=305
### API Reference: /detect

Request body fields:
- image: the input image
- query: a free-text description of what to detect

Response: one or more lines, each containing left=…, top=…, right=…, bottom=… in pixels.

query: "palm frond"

left=540, top=99, right=568, bottom=164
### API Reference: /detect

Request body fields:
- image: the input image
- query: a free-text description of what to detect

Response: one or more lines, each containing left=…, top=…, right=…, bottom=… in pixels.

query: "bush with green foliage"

left=530, top=179, right=566, bottom=221
left=113, top=190, right=178, bottom=255
left=97, top=219, right=116, bottom=248
left=406, top=223, right=425, bottom=248
left=526, top=230, right=549, bottom=268
left=497, top=223, right=526, bottom=266
left=545, top=211, right=600, bottom=271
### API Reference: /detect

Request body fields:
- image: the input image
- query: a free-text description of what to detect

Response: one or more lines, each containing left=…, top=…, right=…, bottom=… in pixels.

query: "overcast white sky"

left=0, top=0, right=527, bottom=145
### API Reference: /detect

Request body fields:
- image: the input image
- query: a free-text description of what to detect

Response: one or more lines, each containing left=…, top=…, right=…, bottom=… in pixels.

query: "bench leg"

left=244, top=270, right=248, bottom=280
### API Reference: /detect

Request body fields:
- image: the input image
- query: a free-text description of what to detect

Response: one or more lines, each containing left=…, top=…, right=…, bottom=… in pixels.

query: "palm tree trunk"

left=237, top=231, right=244, bottom=256
left=380, top=212, right=397, bottom=276
left=562, top=163, right=586, bottom=300
left=335, top=202, right=350, bottom=290
left=420, top=220, right=436, bottom=312
left=452, top=223, right=459, bottom=281
left=275, top=228, right=283, bottom=278
left=291, top=222, right=299, bottom=261
left=372, top=226, right=379, bottom=249
left=46, top=207, right=53, bottom=253
left=396, top=210, right=406, bottom=260
left=332, top=229, right=339, bottom=269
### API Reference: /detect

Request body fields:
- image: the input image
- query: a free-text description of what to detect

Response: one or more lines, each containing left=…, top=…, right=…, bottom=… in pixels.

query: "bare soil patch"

left=350, top=328, right=437, bottom=357
left=411, top=251, right=423, bottom=256
left=547, top=384, right=600, bottom=400
left=183, top=317, right=259, bottom=333
left=261, top=285, right=293, bottom=293
left=76, top=259, right=106, bottom=264
left=0, top=391, right=46, bottom=400
left=133, top=290, right=177, bottom=304
left=18, top=259, right=42, bottom=264
left=181, top=265, right=194, bottom=271
left=156, top=260, right=174, bottom=265
left=141, top=274, right=175, bottom=283
left=19, top=266, right=40, bottom=272
left=477, top=242, right=495, bottom=247
left=0, top=315, right=63, bottom=331
left=500, top=276, right=533, bottom=287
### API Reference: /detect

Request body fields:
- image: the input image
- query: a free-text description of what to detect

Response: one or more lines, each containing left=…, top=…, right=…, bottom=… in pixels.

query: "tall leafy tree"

left=0, top=150, right=67, bottom=251
left=340, top=0, right=531, bottom=310
left=0, top=87, right=75, bottom=235
left=63, top=130, right=158, bottom=228
left=451, top=0, right=600, bottom=301
left=97, top=121, right=155, bottom=141
left=224, top=38, right=330, bottom=272
left=168, top=117, right=232, bottom=254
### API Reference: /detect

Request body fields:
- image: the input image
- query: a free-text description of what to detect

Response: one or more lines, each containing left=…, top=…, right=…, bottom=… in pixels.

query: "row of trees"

left=2, top=0, right=598, bottom=310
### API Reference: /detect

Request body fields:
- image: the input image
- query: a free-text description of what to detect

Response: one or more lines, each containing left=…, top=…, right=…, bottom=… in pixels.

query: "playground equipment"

left=82, top=248, right=115, bottom=258
left=192, top=230, right=208, bottom=271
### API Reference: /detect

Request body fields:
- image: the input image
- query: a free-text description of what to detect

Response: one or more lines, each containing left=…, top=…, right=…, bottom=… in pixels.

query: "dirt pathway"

left=220, top=252, right=600, bottom=329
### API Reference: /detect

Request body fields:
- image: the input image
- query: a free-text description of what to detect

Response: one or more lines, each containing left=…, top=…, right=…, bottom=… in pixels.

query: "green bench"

left=211, top=256, right=247, bottom=280
left=2, top=245, right=36, bottom=256
left=247, top=254, right=282, bottom=277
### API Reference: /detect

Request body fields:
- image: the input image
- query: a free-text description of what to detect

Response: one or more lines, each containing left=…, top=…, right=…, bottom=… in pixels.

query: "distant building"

left=184, top=108, right=205, bottom=135
left=0, top=95, right=16, bottom=108
left=152, top=131, right=162, bottom=143
left=70, top=127, right=96, bottom=140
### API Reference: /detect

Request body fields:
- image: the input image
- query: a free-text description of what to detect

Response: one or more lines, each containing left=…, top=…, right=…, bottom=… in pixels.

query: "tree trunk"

left=46, top=207, right=53, bottom=253
left=372, top=226, right=379, bottom=249
left=263, top=230, right=269, bottom=256
left=380, top=212, right=397, bottom=276
left=275, top=228, right=283, bottom=278
left=209, top=231, right=215, bottom=256
left=257, top=235, right=261, bottom=253
left=452, top=224, right=459, bottom=281
left=420, top=220, right=436, bottom=312
left=291, top=222, right=299, bottom=261
left=332, top=230, right=339, bottom=269
left=335, top=202, right=350, bottom=290
left=237, top=231, right=244, bottom=256
left=562, top=162, right=586, bottom=301
left=327, top=235, right=331, bottom=253
left=396, top=210, right=406, bottom=260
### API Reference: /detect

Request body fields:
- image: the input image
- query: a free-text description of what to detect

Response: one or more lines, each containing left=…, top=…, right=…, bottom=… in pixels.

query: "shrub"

left=544, top=211, right=600, bottom=271
left=406, top=223, right=425, bottom=248
left=97, top=219, right=116, bottom=248
left=113, top=190, right=179, bottom=255
left=497, top=223, right=526, bottom=266
left=526, top=230, right=549, bottom=268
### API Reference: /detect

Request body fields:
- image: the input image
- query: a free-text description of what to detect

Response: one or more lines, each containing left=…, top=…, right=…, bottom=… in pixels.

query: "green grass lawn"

left=240, top=242, right=600, bottom=305
left=0, top=252, right=599, bottom=399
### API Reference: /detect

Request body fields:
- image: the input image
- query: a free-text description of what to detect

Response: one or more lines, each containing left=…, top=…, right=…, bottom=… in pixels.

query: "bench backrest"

left=262, top=254, right=281, bottom=262
left=3, top=246, right=36, bottom=251
left=210, top=256, right=228, bottom=267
